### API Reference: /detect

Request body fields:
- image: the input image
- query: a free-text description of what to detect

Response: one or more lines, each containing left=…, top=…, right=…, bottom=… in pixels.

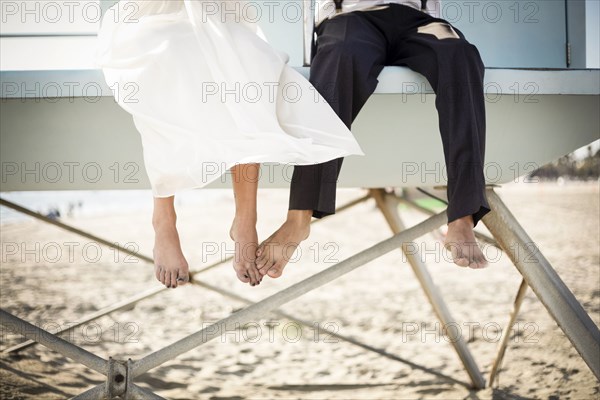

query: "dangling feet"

left=444, top=215, right=488, bottom=269
left=153, top=219, right=190, bottom=288
left=230, top=218, right=262, bottom=286
left=255, top=210, right=311, bottom=278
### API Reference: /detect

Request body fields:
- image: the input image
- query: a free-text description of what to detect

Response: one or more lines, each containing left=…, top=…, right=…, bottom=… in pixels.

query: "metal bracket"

left=106, top=357, right=128, bottom=399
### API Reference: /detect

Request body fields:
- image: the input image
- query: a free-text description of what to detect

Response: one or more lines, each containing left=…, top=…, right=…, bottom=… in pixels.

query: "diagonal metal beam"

left=2, top=256, right=246, bottom=354
left=127, top=384, right=168, bottom=400
left=70, top=383, right=106, bottom=400
left=0, top=309, right=107, bottom=375
left=131, top=211, right=447, bottom=377
left=370, top=189, right=485, bottom=389
left=76, top=359, right=168, bottom=400
left=3, top=285, right=165, bottom=354
left=488, top=278, right=528, bottom=384
left=482, top=189, right=600, bottom=380
left=0, top=197, right=154, bottom=263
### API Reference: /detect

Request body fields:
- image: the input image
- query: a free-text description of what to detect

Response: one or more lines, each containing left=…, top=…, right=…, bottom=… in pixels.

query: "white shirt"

left=316, top=0, right=441, bottom=26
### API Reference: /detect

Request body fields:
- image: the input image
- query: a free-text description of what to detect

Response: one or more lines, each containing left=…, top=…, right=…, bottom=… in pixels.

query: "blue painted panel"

left=99, top=0, right=567, bottom=68
left=449, top=0, right=567, bottom=68
left=251, top=0, right=305, bottom=66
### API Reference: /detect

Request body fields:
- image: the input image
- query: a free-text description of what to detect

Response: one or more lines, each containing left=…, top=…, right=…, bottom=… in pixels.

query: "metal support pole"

left=3, top=286, right=167, bottom=354
left=71, top=384, right=106, bottom=400
left=0, top=309, right=107, bottom=374
left=370, top=189, right=486, bottom=389
left=0, top=309, right=167, bottom=399
left=488, top=278, right=528, bottom=384
left=131, top=211, right=447, bottom=377
left=482, top=189, right=600, bottom=380
left=127, top=384, right=168, bottom=400
left=0, top=198, right=154, bottom=264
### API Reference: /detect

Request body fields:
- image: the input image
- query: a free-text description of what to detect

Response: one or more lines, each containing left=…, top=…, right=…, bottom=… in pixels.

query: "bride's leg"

left=153, top=196, right=190, bottom=288
left=230, top=163, right=262, bottom=286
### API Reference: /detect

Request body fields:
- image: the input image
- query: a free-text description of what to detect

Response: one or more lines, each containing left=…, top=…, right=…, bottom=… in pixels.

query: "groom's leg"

left=387, top=17, right=489, bottom=268
left=288, top=12, right=387, bottom=219
left=389, top=25, right=489, bottom=226
left=288, top=158, right=343, bottom=219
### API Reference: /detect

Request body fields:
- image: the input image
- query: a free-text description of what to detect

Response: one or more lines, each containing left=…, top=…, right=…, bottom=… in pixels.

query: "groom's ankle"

left=286, top=210, right=312, bottom=226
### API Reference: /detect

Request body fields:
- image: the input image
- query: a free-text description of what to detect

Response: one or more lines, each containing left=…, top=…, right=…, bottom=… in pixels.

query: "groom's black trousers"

left=288, top=4, right=490, bottom=226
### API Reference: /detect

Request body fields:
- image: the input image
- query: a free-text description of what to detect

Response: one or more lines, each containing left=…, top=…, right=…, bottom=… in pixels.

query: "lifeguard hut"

left=0, top=1, right=598, bottom=398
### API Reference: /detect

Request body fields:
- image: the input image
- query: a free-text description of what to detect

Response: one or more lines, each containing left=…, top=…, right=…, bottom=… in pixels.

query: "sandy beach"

left=1, top=182, right=599, bottom=399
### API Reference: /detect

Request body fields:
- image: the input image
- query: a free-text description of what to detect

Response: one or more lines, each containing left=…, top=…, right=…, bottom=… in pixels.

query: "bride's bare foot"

left=153, top=220, right=190, bottom=288
left=230, top=218, right=262, bottom=286
left=445, top=215, right=488, bottom=269
left=255, top=210, right=311, bottom=278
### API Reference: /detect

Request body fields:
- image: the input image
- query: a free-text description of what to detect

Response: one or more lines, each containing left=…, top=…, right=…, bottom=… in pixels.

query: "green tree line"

left=530, top=145, right=600, bottom=180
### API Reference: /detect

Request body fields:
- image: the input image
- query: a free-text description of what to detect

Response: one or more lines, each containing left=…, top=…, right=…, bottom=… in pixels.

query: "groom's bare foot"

left=255, top=210, right=311, bottom=278
left=153, top=220, right=190, bottom=288
left=230, top=218, right=262, bottom=286
left=445, top=215, right=488, bottom=269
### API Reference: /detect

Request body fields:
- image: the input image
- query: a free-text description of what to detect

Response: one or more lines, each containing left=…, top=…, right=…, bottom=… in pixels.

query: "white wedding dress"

left=95, top=0, right=363, bottom=197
